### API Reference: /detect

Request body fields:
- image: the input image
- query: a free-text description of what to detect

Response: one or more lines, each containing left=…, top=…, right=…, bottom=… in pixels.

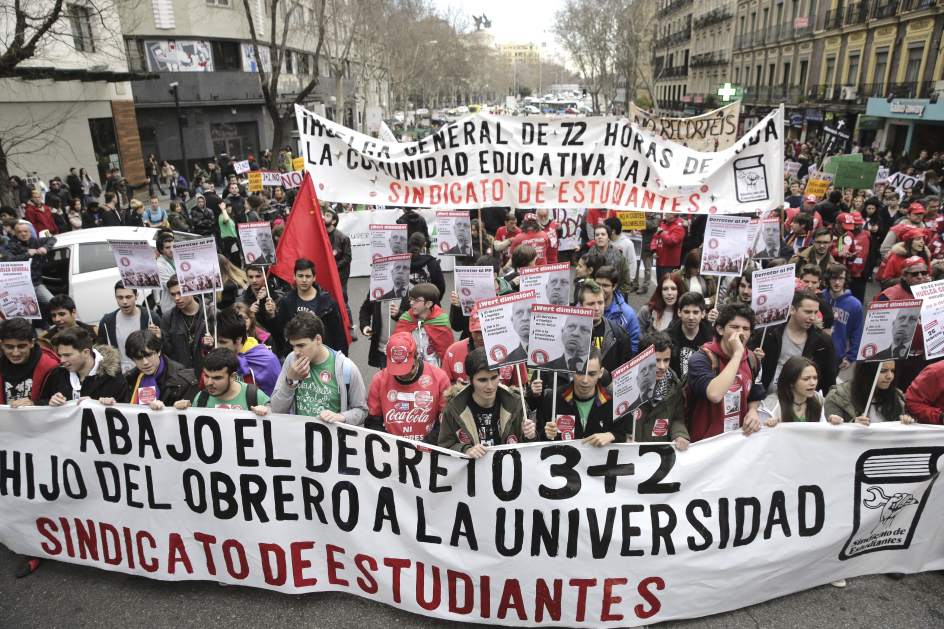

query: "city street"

left=2, top=276, right=943, bottom=628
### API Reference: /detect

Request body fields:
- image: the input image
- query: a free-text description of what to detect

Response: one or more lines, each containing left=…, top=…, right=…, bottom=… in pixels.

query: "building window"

left=768, top=63, right=776, bottom=86
left=284, top=50, right=294, bottom=74
left=904, top=44, right=924, bottom=84
left=755, top=64, right=761, bottom=87
left=783, top=62, right=791, bottom=86
left=211, top=40, right=241, bottom=71
left=299, top=53, right=311, bottom=75
left=67, top=4, right=95, bottom=52
left=846, top=53, right=860, bottom=84
left=206, top=0, right=230, bottom=6
left=824, top=56, right=836, bottom=87
left=873, top=48, right=889, bottom=87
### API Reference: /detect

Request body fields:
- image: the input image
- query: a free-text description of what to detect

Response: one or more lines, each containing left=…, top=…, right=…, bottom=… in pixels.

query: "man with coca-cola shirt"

left=366, top=332, right=451, bottom=442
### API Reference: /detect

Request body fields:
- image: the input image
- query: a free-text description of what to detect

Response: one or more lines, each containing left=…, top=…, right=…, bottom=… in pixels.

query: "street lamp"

left=168, top=82, right=188, bottom=176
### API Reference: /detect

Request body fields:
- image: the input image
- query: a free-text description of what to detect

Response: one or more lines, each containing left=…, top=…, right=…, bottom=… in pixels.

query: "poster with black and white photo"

left=369, top=254, right=412, bottom=302
left=436, top=211, right=473, bottom=256
left=857, top=299, right=923, bottom=362
left=477, top=291, right=536, bottom=367
left=454, top=266, right=496, bottom=316
left=751, top=264, right=795, bottom=328
left=612, top=345, right=656, bottom=420
left=518, top=263, right=572, bottom=306
left=0, top=261, right=40, bottom=320
left=701, top=215, right=751, bottom=276
left=108, top=240, right=161, bottom=289
left=527, top=304, right=593, bottom=373
left=237, top=222, right=277, bottom=265
left=912, top=280, right=944, bottom=361
left=369, top=224, right=408, bottom=261
left=747, top=217, right=781, bottom=260
left=171, top=237, right=223, bottom=296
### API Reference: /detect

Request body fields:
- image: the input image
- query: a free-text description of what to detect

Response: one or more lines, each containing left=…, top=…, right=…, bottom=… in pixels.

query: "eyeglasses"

left=409, top=297, right=426, bottom=304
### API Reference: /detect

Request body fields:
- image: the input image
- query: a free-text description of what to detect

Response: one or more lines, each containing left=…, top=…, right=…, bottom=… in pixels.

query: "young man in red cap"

left=785, top=194, right=824, bottom=232
left=880, top=201, right=926, bottom=256
left=365, top=332, right=451, bottom=442
left=832, top=211, right=870, bottom=301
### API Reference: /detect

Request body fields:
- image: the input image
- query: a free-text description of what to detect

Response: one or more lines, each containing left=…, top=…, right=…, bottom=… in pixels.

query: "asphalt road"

left=3, top=274, right=943, bottom=628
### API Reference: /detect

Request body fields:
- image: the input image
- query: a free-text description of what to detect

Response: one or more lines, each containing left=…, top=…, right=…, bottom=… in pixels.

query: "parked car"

left=43, top=226, right=199, bottom=324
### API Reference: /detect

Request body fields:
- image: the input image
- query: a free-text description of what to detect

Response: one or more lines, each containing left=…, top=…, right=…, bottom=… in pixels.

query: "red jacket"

left=393, top=305, right=454, bottom=366
left=0, top=345, right=60, bottom=403
left=784, top=208, right=823, bottom=231
left=650, top=216, right=686, bottom=267
left=539, top=220, right=560, bottom=263
left=831, top=230, right=870, bottom=278
left=366, top=362, right=451, bottom=440
left=509, top=230, right=552, bottom=265
left=24, top=202, right=59, bottom=234
left=905, top=361, right=944, bottom=424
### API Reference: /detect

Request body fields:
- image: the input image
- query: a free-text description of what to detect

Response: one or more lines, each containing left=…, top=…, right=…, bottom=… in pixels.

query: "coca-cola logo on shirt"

left=385, top=406, right=432, bottom=428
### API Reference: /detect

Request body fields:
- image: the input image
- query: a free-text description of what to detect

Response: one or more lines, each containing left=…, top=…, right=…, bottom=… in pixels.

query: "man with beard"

left=531, top=348, right=628, bottom=446
left=542, top=314, right=592, bottom=372
left=668, top=292, right=713, bottom=377
left=174, top=348, right=269, bottom=413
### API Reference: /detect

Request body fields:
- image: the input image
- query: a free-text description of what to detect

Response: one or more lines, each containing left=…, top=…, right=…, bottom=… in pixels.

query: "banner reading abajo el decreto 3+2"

left=1, top=403, right=943, bottom=627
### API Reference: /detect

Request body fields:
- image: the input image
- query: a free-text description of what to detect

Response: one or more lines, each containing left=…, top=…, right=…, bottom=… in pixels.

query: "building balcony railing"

left=654, top=24, right=693, bottom=49
left=744, top=85, right=806, bottom=105
left=693, top=6, right=734, bottom=28
left=821, top=0, right=940, bottom=30
left=659, top=65, right=690, bottom=78
left=689, top=52, right=729, bottom=68
left=657, top=0, right=694, bottom=18
left=735, top=20, right=815, bottom=50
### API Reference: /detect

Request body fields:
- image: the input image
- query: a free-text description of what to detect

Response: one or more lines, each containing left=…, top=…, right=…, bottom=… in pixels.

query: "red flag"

left=270, top=173, right=352, bottom=345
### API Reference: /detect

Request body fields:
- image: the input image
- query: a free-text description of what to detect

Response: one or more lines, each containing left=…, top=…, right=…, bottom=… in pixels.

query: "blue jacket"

left=604, top=291, right=640, bottom=353
left=822, top=288, right=864, bottom=364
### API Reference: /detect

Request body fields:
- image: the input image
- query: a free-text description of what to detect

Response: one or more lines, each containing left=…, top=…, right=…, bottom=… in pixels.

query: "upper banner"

left=628, top=101, right=740, bottom=151
left=295, top=105, right=784, bottom=214
left=2, top=404, right=943, bottom=626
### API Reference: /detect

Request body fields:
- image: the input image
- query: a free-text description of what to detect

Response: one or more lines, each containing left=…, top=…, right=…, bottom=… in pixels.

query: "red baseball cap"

left=908, top=202, right=926, bottom=215
left=804, top=194, right=818, bottom=204
left=900, top=226, right=925, bottom=242
left=386, top=332, right=417, bottom=376
left=468, top=305, right=482, bottom=332
left=852, top=211, right=864, bottom=226
left=903, top=256, right=929, bottom=272
left=837, top=213, right=855, bottom=231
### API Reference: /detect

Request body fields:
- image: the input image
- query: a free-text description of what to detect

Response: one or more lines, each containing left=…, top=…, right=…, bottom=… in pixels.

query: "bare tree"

left=614, top=0, right=658, bottom=110
left=242, top=0, right=327, bottom=154
left=553, top=0, right=622, bottom=113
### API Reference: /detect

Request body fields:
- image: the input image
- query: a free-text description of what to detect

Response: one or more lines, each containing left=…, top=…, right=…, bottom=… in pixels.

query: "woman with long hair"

left=233, top=301, right=271, bottom=345
left=877, top=226, right=931, bottom=286
left=637, top=272, right=684, bottom=334
left=763, top=356, right=824, bottom=424
left=217, top=254, right=248, bottom=310
left=824, top=360, right=914, bottom=425
left=680, top=248, right=716, bottom=305
left=861, top=196, right=888, bottom=279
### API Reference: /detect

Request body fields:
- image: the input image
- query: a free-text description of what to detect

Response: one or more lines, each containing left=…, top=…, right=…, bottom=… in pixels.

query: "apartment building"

left=652, top=0, right=695, bottom=113
left=732, top=0, right=943, bottom=154
left=688, top=0, right=737, bottom=111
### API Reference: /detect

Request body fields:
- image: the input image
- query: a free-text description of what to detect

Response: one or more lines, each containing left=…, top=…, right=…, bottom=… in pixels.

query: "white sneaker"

left=830, top=579, right=847, bottom=588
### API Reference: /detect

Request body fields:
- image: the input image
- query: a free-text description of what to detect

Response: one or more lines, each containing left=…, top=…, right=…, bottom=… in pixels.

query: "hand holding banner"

left=477, top=291, right=536, bottom=367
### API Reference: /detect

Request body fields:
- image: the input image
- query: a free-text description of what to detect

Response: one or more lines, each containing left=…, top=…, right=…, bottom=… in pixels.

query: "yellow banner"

left=616, top=211, right=646, bottom=231
left=248, top=171, right=263, bottom=193
left=291, top=156, right=305, bottom=172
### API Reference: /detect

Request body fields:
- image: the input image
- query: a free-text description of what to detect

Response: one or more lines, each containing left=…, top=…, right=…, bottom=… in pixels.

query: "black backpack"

left=196, top=384, right=260, bottom=408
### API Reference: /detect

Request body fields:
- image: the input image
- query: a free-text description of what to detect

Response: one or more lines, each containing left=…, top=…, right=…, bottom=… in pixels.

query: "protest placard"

left=295, top=104, right=784, bottom=214
left=280, top=171, right=303, bottom=189
left=233, top=160, right=251, bottom=174
left=803, top=174, right=834, bottom=200
left=518, top=262, right=573, bottom=306
left=828, top=159, right=879, bottom=189
left=616, top=211, right=646, bottom=231
left=629, top=101, right=740, bottom=151
left=874, top=166, right=890, bottom=185
left=247, top=171, right=263, bottom=193
left=237, top=221, right=277, bottom=265
left=747, top=217, right=782, bottom=259
left=369, top=254, right=411, bottom=301
left=887, top=171, right=923, bottom=197
left=911, top=280, right=944, bottom=360
left=527, top=304, right=593, bottom=372
left=701, top=216, right=750, bottom=276
left=436, top=211, right=473, bottom=256
left=612, top=345, right=656, bottom=420
left=752, top=264, right=796, bottom=328
left=551, top=208, right=585, bottom=251
left=2, top=403, right=944, bottom=626
left=291, top=156, right=305, bottom=171
left=857, top=299, right=923, bottom=361
left=454, top=266, right=496, bottom=315
left=0, top=261, right=40, bottom=319
left=171, top=237, right=222, bottom=295
left=784, top=161, right=801, bottom=178
left=369, top=224, right=408, bottom=261
left=262, top=171, right=282, bottom=187
left=108, top=240, right=161, bottom=289
left=477, top=290, right=536, bottom=367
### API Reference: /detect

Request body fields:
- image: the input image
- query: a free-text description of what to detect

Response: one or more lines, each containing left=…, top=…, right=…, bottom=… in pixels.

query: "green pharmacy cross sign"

left=717, top=83, right=743, bottom=102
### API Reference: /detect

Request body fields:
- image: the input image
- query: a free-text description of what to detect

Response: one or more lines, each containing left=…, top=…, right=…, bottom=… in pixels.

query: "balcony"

left=660, top=65, right=690, bottom=78
left=886, top=81, right=936, bottom=98
left=843, top=1, right=872, bottom=25
left=693, top=6, right=734, bottom=28
left=689, top=52, right=729, bottom=68
left=657, top=0, right=693, bottom=17
left=654, top=24, right=692, bottom=49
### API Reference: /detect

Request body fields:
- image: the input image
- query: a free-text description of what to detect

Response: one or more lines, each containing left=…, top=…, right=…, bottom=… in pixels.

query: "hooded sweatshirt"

left=393, top=305, right=454, bottom=366
left=822, top=288, right=864, bottom=364
left=686, top=340, right=765, bottom=442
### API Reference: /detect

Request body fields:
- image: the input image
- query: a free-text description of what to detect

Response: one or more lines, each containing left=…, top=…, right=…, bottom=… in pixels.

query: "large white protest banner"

left=612, top=345, right=657, bottom=420
left=527, top=304, right=593, bottom=372
left=628, top=101, right=740, bottom=151
left=436, top=211, right=473, bottom=256
left=0, top=261, right=40, bottom=319
left=912, top=280, right=944, bottom=360
left=369, top=254, right=411, bottom=301
left=519, top=263, right=573, bottom=306
left=238, top=222, right=277, bottom=265
left=108, top=240, right=161, bottom=289
left=701, top=216, right=751, bottom=276
left=857, top=299, right=923, bottom=361
left=752, top=264, right=795, bottom=328
left=454, top=266, right=496, bottom=316
left=2, top=404, right=943, bottom=626
left=171, top=237, right=223, bottom=296
left=478, top=291, right=536, bottom=367
left=369, top=224, right=408, bottom=261
left=295, top=104, right=784, bottom=214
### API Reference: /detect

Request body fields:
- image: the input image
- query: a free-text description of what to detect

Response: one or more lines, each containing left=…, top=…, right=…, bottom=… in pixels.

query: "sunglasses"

left=904, top=270, right=929, bottom=277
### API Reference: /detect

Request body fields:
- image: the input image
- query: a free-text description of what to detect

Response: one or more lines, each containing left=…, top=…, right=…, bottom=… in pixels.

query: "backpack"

left=196, top=383, right=259, bottom=409
left=681, top=347, right=760, bottom=419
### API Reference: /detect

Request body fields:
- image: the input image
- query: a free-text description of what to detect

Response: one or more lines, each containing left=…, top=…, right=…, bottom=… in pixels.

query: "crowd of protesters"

left=4, top=141, right=944, bottom=591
